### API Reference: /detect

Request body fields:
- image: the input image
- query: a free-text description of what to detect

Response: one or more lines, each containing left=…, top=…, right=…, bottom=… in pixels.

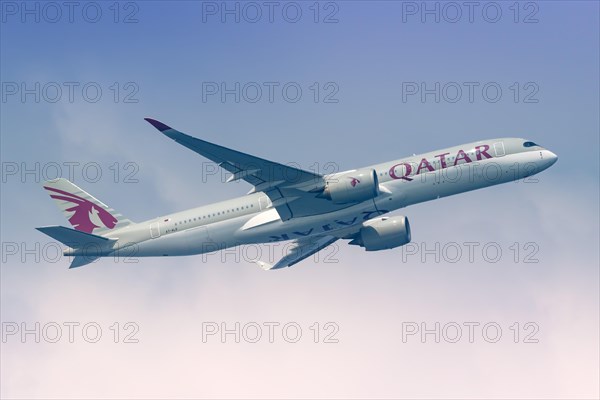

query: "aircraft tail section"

left=42, top=178, right=132, bottom=236
left=35, top=226, right=116, bottom=268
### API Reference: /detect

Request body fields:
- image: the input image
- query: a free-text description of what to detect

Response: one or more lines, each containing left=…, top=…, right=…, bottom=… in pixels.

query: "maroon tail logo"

left=44, top=186, right=118, bottom=233
left=349, top=177, right=360, bottom=187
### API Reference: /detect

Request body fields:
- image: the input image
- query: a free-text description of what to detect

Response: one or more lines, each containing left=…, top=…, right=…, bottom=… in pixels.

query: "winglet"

left=144, top=118, right=172, bottom=132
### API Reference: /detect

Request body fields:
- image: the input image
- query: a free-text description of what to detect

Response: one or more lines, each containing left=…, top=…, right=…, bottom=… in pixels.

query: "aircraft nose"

left=542, top=149, right=558, bottom=167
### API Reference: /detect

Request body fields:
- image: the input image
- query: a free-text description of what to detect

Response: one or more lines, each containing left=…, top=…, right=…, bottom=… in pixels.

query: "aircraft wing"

left=255, top=235, right=339, bottom=270
left=145, top=118, right=352, bottom=220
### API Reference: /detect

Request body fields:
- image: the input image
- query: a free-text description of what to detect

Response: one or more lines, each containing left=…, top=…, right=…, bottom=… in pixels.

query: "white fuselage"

left=69, top=138, right=557, bottom=258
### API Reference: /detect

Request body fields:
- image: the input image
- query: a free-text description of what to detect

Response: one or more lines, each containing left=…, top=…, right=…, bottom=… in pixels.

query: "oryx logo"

left=349, top=177, right=360, bottom=187
left=44, top=186, right=118, bottom=233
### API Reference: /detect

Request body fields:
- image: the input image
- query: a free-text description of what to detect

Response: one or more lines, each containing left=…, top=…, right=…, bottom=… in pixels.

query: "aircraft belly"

left=233, top=202, right=383, bottom=244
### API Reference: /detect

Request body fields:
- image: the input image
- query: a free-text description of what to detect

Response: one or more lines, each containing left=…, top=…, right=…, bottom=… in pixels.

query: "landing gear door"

left=493, top=142, right=506, bottom=157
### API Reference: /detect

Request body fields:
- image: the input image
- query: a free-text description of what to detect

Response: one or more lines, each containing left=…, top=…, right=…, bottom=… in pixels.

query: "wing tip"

left=255, top=260, right=274, bottom=271
left=35, top=226, right=47, bottom=234
left=144, top=118, right=172, bottom=132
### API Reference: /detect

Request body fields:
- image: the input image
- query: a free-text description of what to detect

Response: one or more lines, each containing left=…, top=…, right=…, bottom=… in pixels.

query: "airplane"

left=36, top=118, right=558, bottom=269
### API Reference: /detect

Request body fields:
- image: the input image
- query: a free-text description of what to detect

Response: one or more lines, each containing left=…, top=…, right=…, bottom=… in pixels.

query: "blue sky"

left=1, top=1, right=599, bottom=398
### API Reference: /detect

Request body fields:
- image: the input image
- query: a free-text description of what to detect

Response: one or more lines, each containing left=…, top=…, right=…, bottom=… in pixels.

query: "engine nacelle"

left=320, top=169, right=379, bottom=204
left=350, top=216, right=411, bottom=251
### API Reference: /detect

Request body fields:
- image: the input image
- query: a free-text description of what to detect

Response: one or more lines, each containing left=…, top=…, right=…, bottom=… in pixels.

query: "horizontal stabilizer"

left=69, top=255, right=100, bottom=269
left=36, top=225, right=115, bottom=248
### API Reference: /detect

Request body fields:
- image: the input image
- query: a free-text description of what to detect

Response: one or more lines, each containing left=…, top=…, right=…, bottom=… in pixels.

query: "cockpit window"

left=523, top=141, right=538, bottom=147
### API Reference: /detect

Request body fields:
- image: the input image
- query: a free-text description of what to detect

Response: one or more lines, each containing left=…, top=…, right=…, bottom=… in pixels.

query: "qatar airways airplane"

left=37, top=118, right=558, bottom=269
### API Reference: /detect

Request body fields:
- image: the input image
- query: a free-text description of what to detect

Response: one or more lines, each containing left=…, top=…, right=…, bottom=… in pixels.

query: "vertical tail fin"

left=42, top=178, right=133, bottom=236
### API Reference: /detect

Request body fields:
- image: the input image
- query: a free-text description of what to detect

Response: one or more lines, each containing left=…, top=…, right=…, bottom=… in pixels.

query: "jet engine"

left=349, top=216, right=411, bottom=251
left=319, top=169, right=379, bottom=204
